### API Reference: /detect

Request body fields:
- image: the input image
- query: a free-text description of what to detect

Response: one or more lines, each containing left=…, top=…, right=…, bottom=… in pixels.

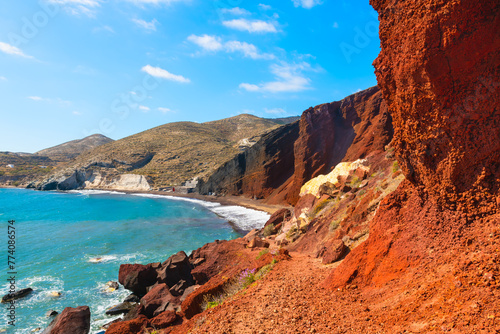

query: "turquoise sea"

left=0, top=188, right=269, bottom=333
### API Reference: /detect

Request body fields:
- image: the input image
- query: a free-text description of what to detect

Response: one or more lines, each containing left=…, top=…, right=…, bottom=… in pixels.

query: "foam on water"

left=68, top=190, right=127, bottom=196
left=86, top=253, right=145, bottom=264
left=133, top=193, right=271, bottom=231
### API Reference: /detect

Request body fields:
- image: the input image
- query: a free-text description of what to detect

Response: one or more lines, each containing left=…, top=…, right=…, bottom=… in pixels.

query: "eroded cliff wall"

left=200, top=86, right=393, bottom=206
left=373, top=0, right=500, bottom=215
left=325, top=0, right=500, bottom=290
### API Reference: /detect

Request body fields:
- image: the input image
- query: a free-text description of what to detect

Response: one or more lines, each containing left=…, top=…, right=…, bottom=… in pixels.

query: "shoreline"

left=125, top=190, right=290, bottom=215
left=0, top=185, right=289, bottom=215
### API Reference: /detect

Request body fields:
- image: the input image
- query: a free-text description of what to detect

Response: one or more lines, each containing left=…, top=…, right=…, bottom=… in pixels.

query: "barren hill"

left=35, top=134, right=114, bottom=161
left=34, top=114, right=286, bottom=190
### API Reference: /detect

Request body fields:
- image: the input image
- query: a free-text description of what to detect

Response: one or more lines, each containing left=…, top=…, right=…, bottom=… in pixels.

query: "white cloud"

left=239, top=62, right=314, bottom=93
left=239, top=83, right=260, bottom=92
left=139, top=105, right=150, bottom=112
left=47, top=0, right=101, bottom=16
left=292, top=0, right=322, bottom=9
left=224, top=41, right=274, bottom=60
left=49, top=0, right=190, bottom=16
left=158, top=107, right=172, bottom=113
left=223, top=19, right=278, bottom=33
left=132, top=18, right=159, bottom=31
left=0, top=42, right=33, bottom=59
left=124, top=0, right=191, bottom=5
left=73, top=111, right=82, bottom=115
left=141, top=65, right=190, bottom=83
left=265, top=108, right=287, bottom=114
left=27, top=96, right=71, bottom=106
left=0, top=76, right=7, bottom=81
left=93, top=25, right=115, bottom=34
left=221, top=7, right=251, bottom=16
left=258, top=4, right=272, bottom=10
left=187, top=34, right=223, bottom=52
left=188, top=35, right=274, bottom=60
left=73, top=65, right=97, bottom=75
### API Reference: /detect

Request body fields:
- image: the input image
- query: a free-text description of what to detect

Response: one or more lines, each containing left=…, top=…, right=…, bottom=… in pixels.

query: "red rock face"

left=105, top=314, right=148, bottom=334
left=44, top=306, right=90, bottom=334
left=198, top=86, right=393, bottom=206
left=371, top=0, right=500, bottom=214
left=325, top=0, right=500, bottom=289
left=118, top=263, right=157, bottom=296
left=285, top=86, right=392, bottom=205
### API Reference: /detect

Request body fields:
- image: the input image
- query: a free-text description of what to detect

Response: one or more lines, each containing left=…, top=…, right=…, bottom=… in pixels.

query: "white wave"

left=86, top=253, right=145, bottom=264
left=211, top=205, right=270, bottom=231
left=67, top=189, right=126, bottom=196
left=133, top=193, right=221, bottom=208
left=132, top=193, right=270, bottom=231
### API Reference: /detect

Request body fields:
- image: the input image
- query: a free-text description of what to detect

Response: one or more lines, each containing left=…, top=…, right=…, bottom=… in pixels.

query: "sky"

left=0, top=0, right=381, bottom=153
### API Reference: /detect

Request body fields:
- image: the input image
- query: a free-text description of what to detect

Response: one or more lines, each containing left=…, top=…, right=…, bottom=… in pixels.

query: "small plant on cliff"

left=310, top=198, right=334, bottom=217
left=262, top=224, right=275, bottom=237
left=256, top=249, right=269, bottom=260
left=349, top=176, right=361, bottom=188
left=206, top=300, right=222, bottom=309
left=330, top=219, right=342, bottom=231
left=392, top=161, right=399, bottom=173
left=239, top=268, right=256, bottom=288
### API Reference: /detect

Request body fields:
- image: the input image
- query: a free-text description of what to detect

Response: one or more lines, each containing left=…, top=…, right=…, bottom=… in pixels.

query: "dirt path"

left=184, top=253, right=382, bottom=334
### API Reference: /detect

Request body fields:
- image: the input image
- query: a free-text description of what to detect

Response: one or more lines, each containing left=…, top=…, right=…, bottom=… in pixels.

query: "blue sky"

left=0, top=0, right=380, bottom=153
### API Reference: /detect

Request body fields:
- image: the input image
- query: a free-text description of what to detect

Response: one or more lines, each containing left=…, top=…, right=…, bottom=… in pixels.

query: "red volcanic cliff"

left=372, top=0, right=500, bottom=215
left=285, top=86, right=392, bottom=205
left=199, top=86, right=393, bottom=206
left=325, top=0, right=500, bottom=300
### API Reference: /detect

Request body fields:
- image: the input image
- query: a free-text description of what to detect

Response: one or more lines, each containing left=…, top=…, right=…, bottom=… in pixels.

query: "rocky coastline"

left=9, top=0, right=500, bottom=332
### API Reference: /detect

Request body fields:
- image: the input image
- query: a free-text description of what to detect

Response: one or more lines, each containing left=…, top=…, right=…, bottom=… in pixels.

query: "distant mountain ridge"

left=0, top=134, right=113, bottom=187
left=35, top=134, right=114, bottom=160
left=32, top=114, right=290, bottom=190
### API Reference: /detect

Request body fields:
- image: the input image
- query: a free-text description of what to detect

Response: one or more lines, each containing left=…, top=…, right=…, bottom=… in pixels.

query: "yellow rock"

left=49, top=291, right=62, bottom=298
left=299, top=159, right=369, bottom=198
left=105, top=287, right=116, bottom=293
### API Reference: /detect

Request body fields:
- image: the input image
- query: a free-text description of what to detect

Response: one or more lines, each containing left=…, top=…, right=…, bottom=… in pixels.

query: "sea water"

left=0, top=188, right=269, bottom=333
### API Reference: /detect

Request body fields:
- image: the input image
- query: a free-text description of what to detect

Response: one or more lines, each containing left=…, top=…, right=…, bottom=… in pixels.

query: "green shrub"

left=206, top=300, right=222, bottom=309
left=330, top=219, right=341, bottom=231
left=311, top=198, right=333, bottom=216
left=349, top=176, right=361, bottom=188
left=256, top=249, right=269, bottom=260
left=286, top=225, right=298, bottom=239
left=239, top=269, right=256, bottom=288
left=392, top=161, right=399, bottom=173
left=262, top=224, right=275, bottom=237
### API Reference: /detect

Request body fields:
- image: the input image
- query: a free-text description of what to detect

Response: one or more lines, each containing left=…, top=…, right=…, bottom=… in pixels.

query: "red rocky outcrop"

left=149, top=310, right=178, bottom=329
left=198, top=86, right=393, bottom=206
left=139, top=283, right=178, bottom=318
left=371, top=0, right=500, bottom=215
left=324, top=0, right=500, bottom=289
left=118, top=263, right=158, bottom=296
left=285, top=86, right=392, bottom=205
left=42, top=306, right=90, bottom=334
left=105, top=314, right=148, bottom=334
